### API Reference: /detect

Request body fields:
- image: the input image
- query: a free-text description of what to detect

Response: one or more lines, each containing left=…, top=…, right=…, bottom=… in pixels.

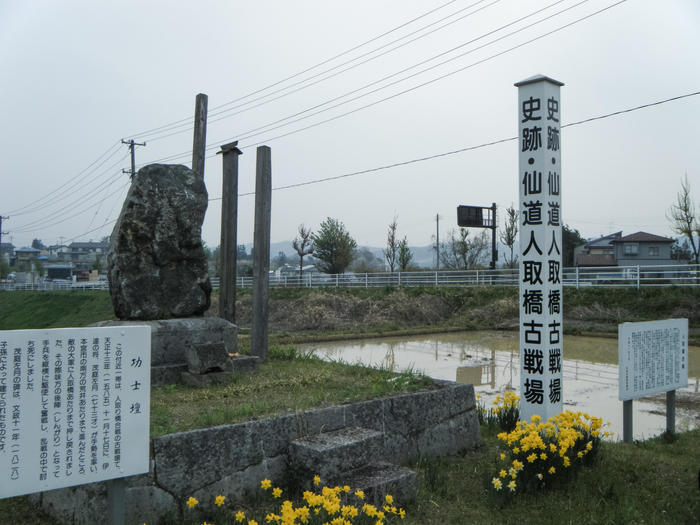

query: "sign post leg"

left=666, top=390, right=676, bottom=436
left=623, top=400, right=633, bottom=443
left=108, top=477, right=126, bottom=525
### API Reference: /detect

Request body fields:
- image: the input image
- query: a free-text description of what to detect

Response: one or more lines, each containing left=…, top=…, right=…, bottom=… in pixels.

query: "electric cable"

left=6, top=141, right=123, bottom=217
left=140, top=0, right=624, bottom=167
left=142, top=0, right=502, bottom=143
left=201, top=89, right=700, bottom=200
left=125, top=0, right=465, bottom=140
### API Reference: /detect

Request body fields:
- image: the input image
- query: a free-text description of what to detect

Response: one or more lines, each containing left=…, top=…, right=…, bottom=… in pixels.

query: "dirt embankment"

left=206, top=288, right=700, bottom=341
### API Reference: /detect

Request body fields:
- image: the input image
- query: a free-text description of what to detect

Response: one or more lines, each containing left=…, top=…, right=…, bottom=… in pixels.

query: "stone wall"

left=33, top=381, right=480, bottom=525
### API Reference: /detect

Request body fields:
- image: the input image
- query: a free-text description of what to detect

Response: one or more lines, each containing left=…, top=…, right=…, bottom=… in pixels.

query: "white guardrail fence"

left=5, top=264, right=698, bottom=291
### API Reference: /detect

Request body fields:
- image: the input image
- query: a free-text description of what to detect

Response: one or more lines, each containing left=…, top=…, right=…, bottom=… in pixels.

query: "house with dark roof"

left=575, top=231, right=621, bottom=267
left=14, top=246, right=41, bottom=264
left=611, top=232, right=676, bottom=266
left=68, top=240, right=109, bottom=272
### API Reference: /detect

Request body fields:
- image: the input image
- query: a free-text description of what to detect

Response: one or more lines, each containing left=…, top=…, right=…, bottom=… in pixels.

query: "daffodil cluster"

left=490, top=410, right=613, bottom=498
left=477, top=391, right=520, bottom=431
left=189, top=476, right=408, bottom=525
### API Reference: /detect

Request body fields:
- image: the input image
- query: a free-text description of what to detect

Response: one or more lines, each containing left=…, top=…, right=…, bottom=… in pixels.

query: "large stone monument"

left=107, top=163, right=211, bottom=320
left=104, top=163, right=250, bottom=385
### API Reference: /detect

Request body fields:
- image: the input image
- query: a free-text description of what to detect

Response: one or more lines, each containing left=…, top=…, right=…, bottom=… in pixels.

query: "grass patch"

left=6, top=426, right=697, bottom=524
left=406, top=426, right=700, bottom=525
left=0, top=290, right=115, bottom=330
left=149, top=346, right=433, bottom=437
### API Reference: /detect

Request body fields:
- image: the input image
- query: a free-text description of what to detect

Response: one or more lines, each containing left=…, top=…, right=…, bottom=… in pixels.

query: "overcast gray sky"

left=1, top=0, right=699, bottom=254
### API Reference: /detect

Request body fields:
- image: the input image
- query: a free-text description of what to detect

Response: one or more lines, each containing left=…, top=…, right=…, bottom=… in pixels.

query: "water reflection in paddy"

left=298, top=331, right=699, bottom=441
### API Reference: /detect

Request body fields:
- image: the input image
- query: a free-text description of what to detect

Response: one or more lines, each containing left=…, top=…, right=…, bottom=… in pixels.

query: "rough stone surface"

left=290, top=427, right=384, bottom=482
left=153, top=415, right=297, bottom=496
left=125, top=485, right=178, bottom=525
left=185, top=341, right=233, bottom=374
left=37, top=482, right=107, bottom=525
left=107, top=163, right=211, bottom=320
left=231, top=355, right=260, bottom=375
left=92, top=317, right=238, bottom=368
left=36, top=381, right=480, bottom=524
left=341, top=462, right=418, bottom=507
left=152, top=363, right=187, bottom=385
left=191, top=455, right=287, bottom=505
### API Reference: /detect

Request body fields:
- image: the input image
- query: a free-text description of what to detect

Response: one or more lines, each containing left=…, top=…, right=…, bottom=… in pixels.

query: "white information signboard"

left=0, top=326, right=150, bottom=499
left=618, top=319, right=688, bottom=401
left=515, top=74, right=564, bottom=422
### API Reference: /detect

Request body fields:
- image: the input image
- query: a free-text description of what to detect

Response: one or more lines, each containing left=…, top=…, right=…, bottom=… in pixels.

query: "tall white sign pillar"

left=515, top=75, right=564, bottom=422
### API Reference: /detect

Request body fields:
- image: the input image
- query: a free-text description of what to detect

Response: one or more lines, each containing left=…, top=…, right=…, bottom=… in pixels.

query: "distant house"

left=69, top=240, right=109, bottom=272
left=14, top=246, right=41, bottom=265
left=611, top=232, right=676, bottom=267
left=276, top=263, right=319, bottom=277
left=575, top=231, right=621, bottom=267
left=47, top=244, right=71, bottom=260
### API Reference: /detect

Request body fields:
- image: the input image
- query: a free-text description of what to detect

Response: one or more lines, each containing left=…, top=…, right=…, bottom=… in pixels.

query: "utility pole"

left=435, top=214, right=440, bottom=271
left=121, top=139, right=146, bottom=179
left=490, top=203, right=497, bottom=269
left=0, top=216, right=8, bottom=260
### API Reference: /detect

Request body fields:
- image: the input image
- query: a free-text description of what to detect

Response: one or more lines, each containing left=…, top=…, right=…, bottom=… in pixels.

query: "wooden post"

left=251, top=146, right=271, bottom=360
left=217, top=141, right=242, bottom=323
left=666, top=390, right=676, bottom=435
left=107, top=478, right=126, bottom=525
left=192, top=93, right=208, bottom=180
left=623, top=399, right=633, bottom=443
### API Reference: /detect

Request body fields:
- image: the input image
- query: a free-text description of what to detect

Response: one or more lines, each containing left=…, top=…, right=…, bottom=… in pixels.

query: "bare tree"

left=499, top=205, right=519, bottom=268
left=292, top=224, right=314, bottom=276
left=383, top=216, right=399, bottom=272
left=439, top=228, right=489, bottom=270
left=397, top=236, right=413, bottom=271
left=668, top=174, right=699, bottom=263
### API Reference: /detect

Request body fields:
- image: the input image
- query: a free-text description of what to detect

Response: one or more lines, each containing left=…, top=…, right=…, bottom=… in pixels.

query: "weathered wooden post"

left=217, top=141, right=242, bottom=323
left=251, top=146, right=271, bottom=360
left=515, top=75, right=564, bottom=422
left=192, top=93, right=208, bottom=179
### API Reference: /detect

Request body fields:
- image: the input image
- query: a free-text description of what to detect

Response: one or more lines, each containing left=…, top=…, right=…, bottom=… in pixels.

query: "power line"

left=229, top=0, right=584, bottom=145
left=139, top=0, right=581, bottom=164
left=13, top=181, right=131, bottom=234
left=18, top=89, right=699, bottom=244
left=6, top=141, right=123, bottom=217
left=239, top=0, right=628, bottom=150
left=125, top=0, right=465, bottom=140
left=204, top=89, right=700, bottom=201
left=141, top=0, right=624, bottom=167
left=63, top=218, right=119, bottom=245
left=142, top=0, right=502, bottom=143
left=10, top=155, right=129, bottom=231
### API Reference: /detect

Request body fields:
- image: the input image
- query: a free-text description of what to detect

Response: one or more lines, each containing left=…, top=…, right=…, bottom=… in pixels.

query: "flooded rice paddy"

left=298, top=331, right=699, bottom=440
